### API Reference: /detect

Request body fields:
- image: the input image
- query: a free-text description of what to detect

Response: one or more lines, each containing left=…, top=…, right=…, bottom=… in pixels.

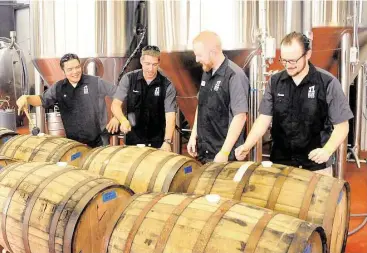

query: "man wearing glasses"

left=16, top=53, right=120, bottom=147
left=111, top=45, right=177, bottom=152
left=235, top=32, right=353, bottom=176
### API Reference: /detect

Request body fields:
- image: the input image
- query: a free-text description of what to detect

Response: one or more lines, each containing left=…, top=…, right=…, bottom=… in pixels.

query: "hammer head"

left=31, top=127, right=41, bottom=136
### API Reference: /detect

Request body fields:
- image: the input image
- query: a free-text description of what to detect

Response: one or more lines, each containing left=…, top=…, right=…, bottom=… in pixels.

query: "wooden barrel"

left=80, top=146, right=201, bottom=193
left=187, top=161, right=350, bottom=253
left=0, top=161, right=134, bottom=253
left=0, top=134, right=90, bottom=166
left=103, top=193, right=327, bottom=253
left=0, top=156, right=15, bottom=170
left=0, top=128, right=17, bottom=146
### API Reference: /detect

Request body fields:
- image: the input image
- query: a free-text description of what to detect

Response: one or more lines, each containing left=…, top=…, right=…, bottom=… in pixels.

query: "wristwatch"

left=164, top=139, right=173, bottom=145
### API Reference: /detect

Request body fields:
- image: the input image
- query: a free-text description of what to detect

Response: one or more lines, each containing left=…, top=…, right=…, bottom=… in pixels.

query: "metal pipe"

left=302, top=0, right=312, bottom=36
left=352, top=0, right=359, bottom=48
left=249, top=53, right=263, bottom=162
left=34, top=70, right=45, bottom=133
left=354, top=66, right=365, bottom=158
left=336, top=32, right=351, bottom=179
left=86, top=61, right=97, bottom=76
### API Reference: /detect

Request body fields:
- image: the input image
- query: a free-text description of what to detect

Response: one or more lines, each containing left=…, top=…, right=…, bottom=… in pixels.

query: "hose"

left=348, top=214, right=367, bottom=236
left=116, top=28, right=147, bottom=85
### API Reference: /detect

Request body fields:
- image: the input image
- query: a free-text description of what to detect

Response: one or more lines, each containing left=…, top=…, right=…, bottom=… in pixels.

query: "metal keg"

left=0, top=109, right=16, bottom=131
left=46, top=112, right=65, bottom=136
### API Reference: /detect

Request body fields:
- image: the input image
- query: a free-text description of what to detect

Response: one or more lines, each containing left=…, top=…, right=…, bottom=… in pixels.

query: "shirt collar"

left=137, top=69, right=162, bottom=84
left=203, top=55, right=228, bottom=80
left=214, top=55, right=228, bottom=77
left=62, top=74, right=87, bottom=88
left=280, top=61, right=317, bottom=83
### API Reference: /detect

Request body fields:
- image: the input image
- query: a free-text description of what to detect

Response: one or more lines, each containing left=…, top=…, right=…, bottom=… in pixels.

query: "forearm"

left=221, top=113, right=247, bottom=152
left=111, top=99, right=128, bottom=123
left=26, top=95, right=42, bottom=107
left=164, top=112, right=176, bottom=140
left=243, top=114, right=272, bottom=150
left=190, top=108, right=198, bottom=139
left=323, top=121, right=349, bottom=153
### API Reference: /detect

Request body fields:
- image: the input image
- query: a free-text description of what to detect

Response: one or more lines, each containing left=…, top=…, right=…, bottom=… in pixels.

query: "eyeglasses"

left=142, top=45, right=160, bottom=52
left=60, top=53, right=79, bottom=64
left=279, top=52, right=306, bottom=65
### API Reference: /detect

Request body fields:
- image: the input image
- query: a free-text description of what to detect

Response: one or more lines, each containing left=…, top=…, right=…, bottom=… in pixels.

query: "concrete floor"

left=345, top=162, right=367, bottom=253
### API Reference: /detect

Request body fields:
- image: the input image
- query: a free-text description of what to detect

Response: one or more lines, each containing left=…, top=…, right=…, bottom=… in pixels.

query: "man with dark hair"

left=235, top=32, right=353, bottom=176
left=111, top=45, right=177, bottom=151
left=16, top=53, right=120, bottom=147
left=188, top=31, right=249, bottom=163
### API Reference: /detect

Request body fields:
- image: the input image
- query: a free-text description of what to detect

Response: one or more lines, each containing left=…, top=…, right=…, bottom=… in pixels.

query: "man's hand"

left=160, top=142, right=171, bottom=152
left=119, top=119, right=131, bottom=134
left=214, top=151, right=229, bottom=163
left=308, top=148, right=332, bottom=164
left=235, top=144, right=250, bottom=161
left=106, top=117, right=120, bottom=134
left=187, top=136, right=197, bottom=157
left=16, top=95, right=28, bottom=115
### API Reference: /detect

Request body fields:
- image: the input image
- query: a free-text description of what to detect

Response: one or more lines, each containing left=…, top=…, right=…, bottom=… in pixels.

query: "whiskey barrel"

left=0, top=134, right=90, bottom=166
left=187, top=161, right=350, bottom=253
left=0, top=156, right=15, bottom=170
left=0, top=128, right=17, bottom=146
left=80, top=146, right=201, bottom=193
left=104, top=193, right=327, bottom=253
left=0, top=162, right=133, bottom=253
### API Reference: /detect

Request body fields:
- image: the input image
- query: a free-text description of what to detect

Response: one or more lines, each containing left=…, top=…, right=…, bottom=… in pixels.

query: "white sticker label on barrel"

left=184, top=166, right=192, bottom=174
left=233, top=162, right=255, bottom=182
left=71, top=152, right=81, bottom=161
left=103, top=191, right=117, bottom=203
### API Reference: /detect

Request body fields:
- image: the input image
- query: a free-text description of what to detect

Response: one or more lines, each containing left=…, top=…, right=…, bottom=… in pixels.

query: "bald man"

left=187, top=31, right=249, bottom=163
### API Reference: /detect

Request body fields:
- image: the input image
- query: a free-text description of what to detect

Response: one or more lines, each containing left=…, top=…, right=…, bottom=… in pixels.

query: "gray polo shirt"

left=259, top=67, right=353, bottom=125
left=196, top=57, right=249, bottom=162
left=41, top=75, right=116, bottom=131
left=114, top=69, right=177, bottom=113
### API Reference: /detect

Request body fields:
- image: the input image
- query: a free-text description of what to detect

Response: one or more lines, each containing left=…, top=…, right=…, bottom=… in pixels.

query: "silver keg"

left=46, top=112, right=65, bottom=136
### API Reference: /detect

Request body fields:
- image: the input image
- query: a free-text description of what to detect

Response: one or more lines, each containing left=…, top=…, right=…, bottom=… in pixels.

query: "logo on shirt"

left=308, top=85, right=315, bottom=98
left=154, top=87, right=160, bottom=96
left=132, top=90, right=139, bottom=93
left=277, top=93, right=284, bottom=97
left=213, top=81, right=221, bottom=91
left=84, top=86, right=89, bottom=95
left=201, top=81, right=206, bottom=87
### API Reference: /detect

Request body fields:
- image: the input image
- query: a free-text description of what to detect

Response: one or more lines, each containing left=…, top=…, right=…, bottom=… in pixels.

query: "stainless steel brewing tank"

left=147, top=0, right=367, bottom=126
left=30, top=0, right=145, bottom=86
left=0, top=39, right=28, bottom=111
left=0, top=109, right=16, bottom=131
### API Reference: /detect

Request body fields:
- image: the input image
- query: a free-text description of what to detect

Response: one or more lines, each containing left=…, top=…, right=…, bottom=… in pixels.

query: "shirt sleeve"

left=326, top=78, right=354, bottom=124
left=258, top=78, right=273, bottom=116
left=98, top=78, right=117, bottom=97
left=229, top=72, right=249, bottom=115
left=113, top=75, right=130, bottom=102
left=165, top=82, right=177, bottom=113
left=40, top=83, right=57, bottom=108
